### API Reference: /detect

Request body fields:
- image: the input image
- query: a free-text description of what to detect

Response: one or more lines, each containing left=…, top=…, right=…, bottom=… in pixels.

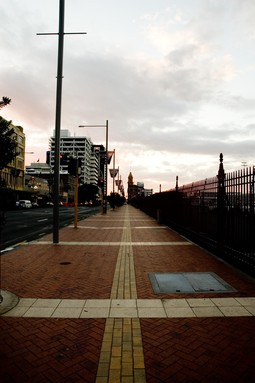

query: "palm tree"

left=0, top=117, right=18, bottom=170
left=0, top=96, right=11, bottom=109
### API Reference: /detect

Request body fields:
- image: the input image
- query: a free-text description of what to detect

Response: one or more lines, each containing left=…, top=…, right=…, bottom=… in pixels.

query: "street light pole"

left=105, top=120, right=108, bottom=214
left=111, top=149, right=115, bottom=194
left=52, top=0, right=65, bottom=244
left=79, top=120, right=109, bottom=214
left=37, top=0, right=86, bottom=243
left=37, top=0, right=65, bottom=243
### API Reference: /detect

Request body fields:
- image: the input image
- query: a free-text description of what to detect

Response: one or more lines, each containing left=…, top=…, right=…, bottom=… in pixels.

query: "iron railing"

left=132, top=154, right=255, bottom=276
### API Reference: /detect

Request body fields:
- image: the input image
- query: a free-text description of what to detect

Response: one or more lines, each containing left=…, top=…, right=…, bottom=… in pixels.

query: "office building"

left=0, top=119, right=25, bottom=192
left=49, top=130, right=99, bottom=185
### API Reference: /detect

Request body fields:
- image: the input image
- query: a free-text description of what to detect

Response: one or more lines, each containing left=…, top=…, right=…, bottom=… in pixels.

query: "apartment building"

left=49, top=130, right=99, bottom=185
left=0, top=120, right=25, bottom=192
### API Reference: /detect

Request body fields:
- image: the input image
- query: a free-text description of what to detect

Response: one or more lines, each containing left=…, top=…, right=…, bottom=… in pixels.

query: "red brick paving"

left=0, top=317, right=105, bottom=383
left=1, top=245, right=118, bottom=298
left=1, top=205, right=255, bottom=382
left=134, top=245, right=255, bottom=299
left=131, top=227, right=183, bottom=242
left=141, top=317, right=255, bottom=383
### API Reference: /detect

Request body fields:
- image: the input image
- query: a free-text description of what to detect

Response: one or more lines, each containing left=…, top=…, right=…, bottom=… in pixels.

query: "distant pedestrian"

left=109, top=193, right=115, bottom=210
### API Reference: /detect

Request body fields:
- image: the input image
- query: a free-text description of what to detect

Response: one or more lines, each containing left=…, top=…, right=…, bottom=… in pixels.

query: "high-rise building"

left=49, top=130, right=99, bottom=185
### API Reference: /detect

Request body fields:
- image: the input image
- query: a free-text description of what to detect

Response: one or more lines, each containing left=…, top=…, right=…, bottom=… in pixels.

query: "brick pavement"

left=1, top=204, right=255, bottom=382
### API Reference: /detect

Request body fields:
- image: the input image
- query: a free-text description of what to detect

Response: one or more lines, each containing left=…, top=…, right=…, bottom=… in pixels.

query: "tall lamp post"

left=79, top=120, right=108, bottom=214
left=37, top=0, right=86, bottom=243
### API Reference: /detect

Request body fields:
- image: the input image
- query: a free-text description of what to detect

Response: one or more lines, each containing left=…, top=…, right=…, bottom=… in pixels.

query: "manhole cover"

left=59, top=262, right=71, bottom=265
left=149, top=272, right=236, bottom=293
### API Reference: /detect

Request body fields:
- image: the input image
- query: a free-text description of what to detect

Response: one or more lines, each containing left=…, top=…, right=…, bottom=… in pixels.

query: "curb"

left=0, top=289, right=19, bottom=315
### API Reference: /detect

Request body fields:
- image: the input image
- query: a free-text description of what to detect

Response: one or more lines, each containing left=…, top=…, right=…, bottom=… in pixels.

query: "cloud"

left=1, top=0, right=255, bottom=192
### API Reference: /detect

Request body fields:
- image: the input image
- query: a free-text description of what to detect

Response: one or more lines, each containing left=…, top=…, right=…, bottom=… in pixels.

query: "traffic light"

left=68, top=157, right=77, bottom=176
left=60, top=153, right=69, bottom=165
left=46, top=151, right=50, bottom=165
left=98, top=177, right=104, bottom=188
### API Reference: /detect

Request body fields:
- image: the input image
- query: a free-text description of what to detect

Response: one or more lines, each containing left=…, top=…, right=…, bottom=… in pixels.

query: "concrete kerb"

left=0, top=289, right=19, bottom=315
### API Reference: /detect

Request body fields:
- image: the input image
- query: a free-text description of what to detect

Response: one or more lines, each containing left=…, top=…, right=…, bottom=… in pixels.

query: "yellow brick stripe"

left=96, top=206, right=146, bottom=382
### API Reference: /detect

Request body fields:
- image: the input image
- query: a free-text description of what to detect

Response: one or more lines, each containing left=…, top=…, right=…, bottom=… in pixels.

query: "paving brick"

left=0, top=317, right=105, bottom=382
left=141, top=317, right=255, bottom=382
left=1, top=205, right=255, bottom=382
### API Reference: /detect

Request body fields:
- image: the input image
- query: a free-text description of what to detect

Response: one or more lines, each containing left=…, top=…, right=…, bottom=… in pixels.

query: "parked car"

left=84, top=201, right=93, bottom=206
left=18, top=200, right=32, bottom=209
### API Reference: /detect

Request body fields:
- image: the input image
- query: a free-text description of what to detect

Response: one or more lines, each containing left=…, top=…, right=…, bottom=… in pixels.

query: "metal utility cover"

left=149, top=272, right=236, bottom=293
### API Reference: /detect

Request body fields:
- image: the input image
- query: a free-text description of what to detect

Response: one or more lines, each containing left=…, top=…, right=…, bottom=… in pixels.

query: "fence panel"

left=134, top=160, right=255, bottom=276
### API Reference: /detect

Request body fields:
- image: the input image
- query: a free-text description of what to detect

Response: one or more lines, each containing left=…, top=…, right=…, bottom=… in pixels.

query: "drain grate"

left=149, top=272, right=236, bottom=293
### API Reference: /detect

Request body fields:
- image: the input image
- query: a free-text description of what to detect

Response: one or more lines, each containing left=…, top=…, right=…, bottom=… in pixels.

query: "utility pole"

left=79, top=120, right=109, bottom=214
left=113, top=149, right=115, bottom=193
left=73, top=158, right=80, bottom=229
left=53, top=0, right=64, bottom=244
left=37, top=0, right=86, bottom=243
left=104, top=120, right=108, bottom=214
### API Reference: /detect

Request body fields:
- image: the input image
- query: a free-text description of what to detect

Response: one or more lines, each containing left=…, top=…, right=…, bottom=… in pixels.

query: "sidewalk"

left=1, top=204, right=255, bottom=382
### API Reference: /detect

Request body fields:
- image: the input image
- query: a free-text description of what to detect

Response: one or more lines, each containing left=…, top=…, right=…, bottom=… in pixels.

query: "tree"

left=0, top=96, right=11, bottom=109
left=78, top=183, right=99, bottom=203
left=0, top=117, right=18, bottom=170
left=0, top=100, right=13, bottom=243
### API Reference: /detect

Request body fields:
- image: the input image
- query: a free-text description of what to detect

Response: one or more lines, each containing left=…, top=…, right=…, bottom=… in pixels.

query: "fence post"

left=217, top=153, right=226, bottom=248
left=157, top=208, right=163, bottom=223
left=175, top=176, right=179, bottom=191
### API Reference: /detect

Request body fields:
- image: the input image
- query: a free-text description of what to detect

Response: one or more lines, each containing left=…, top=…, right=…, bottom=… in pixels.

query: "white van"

left=18, top=200, right=32, bottom=208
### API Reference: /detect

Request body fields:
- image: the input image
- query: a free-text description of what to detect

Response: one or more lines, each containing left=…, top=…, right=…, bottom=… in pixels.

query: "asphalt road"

left=0, top=206, right=100, bottom=252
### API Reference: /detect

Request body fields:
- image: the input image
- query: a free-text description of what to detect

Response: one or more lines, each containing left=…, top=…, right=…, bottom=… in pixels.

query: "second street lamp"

left=79, top=120, right=108, bottom=214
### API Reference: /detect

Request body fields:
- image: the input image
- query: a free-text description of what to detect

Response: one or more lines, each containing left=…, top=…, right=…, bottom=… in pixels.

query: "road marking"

left=2, top=297, right=255, bottom=318
left=32, top=241, right=192, bottom=246
left=0, top=247, right=15, bottom=254
left=75, top=226, right=168, bottom=229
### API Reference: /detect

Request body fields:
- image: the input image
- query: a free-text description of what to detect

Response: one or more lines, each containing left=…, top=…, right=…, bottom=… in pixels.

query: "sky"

left=1, top=0, right=255, bottom=194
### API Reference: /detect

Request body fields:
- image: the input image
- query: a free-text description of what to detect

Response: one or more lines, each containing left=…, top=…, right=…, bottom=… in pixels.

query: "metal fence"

left=132, top=154, right=255, bottom=276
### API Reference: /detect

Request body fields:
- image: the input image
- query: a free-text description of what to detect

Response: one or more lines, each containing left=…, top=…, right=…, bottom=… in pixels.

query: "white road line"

left=32, top=241, right=193, bottom=246
left=3, top=297, right=255, bottom=318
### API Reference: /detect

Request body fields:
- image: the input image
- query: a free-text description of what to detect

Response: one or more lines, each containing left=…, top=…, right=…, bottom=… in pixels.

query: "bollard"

left=157, top=209, right=162, bottom=224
